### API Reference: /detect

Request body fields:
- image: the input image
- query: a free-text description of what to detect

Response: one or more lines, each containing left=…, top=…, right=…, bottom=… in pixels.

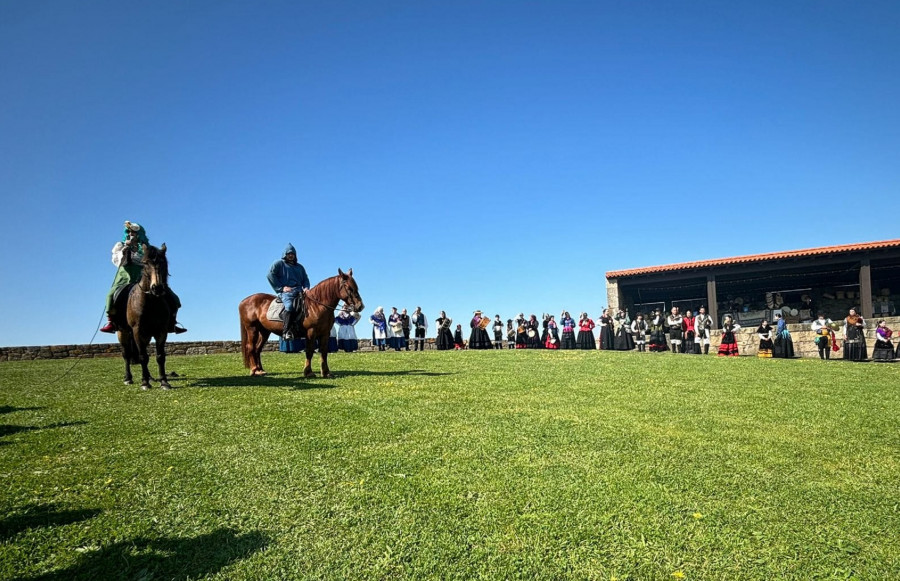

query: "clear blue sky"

left=1, top=1, right=898, bottom=347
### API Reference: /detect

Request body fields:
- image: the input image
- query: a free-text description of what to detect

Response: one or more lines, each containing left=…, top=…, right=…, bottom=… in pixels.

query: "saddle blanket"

left=266, top=298, right=285, bottom=322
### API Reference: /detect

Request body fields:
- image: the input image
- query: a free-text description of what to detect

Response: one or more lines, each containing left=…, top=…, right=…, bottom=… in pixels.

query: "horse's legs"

left=319, top=334, right=332, bottom=378
left=303, top=343, right=316, bottom=378
left=252, top=325, right=268, bottom=375
left=134, top=327, right=153, bottom=390
left=119, top=330, right=134, bottom=385
left=155, top=335, right=170, bottom=389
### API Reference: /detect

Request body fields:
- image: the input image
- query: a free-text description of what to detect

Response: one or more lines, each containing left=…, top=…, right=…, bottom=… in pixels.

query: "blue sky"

left=1, top=1, right=898, bottom=347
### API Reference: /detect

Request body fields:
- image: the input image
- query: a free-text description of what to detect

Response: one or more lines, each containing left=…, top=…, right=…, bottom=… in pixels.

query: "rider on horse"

left=267, top=243, right=310, bottom=340
left=100, top=221, right=187, bottom=334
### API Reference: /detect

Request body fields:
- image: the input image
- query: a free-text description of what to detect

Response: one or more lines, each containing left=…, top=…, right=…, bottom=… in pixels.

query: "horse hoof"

left=323, top=373, right=334, bottom=379
left=124, top=380, right=133, bottom=385
left=160, top=382, right=171, bottom=390
left=304, top=372, right=316, bottom=379
left=141, top=385, right=150, bottom=391
left=251, top=370, right=267, bottom=377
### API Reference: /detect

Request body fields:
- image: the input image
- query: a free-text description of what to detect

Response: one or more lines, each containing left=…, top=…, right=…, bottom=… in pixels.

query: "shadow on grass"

left=0, top=405, right=44, bottom=415
left=21, top=527, right=269, bottom=581
left=336, top=369, right=452, bottom=378
left=0, top=503, right=102, bottom=542
left=187, top=373, right=330, bottom=390
left=0, top=421, right=87, bottom=443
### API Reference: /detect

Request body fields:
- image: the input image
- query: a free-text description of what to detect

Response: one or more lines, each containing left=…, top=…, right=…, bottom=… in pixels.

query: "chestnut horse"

left=116, top=243, right=173, bottom=390
left=239, top=268, right=364, bottom=378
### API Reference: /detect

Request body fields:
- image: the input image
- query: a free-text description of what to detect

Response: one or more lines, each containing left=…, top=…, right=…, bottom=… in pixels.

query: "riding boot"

left=100, top=316, right=117, bottom=333
left=704, top=344, right=710, bottom=355
left=283, top=310, right=294, bottom=340
left=168, top=314, right=188, bottom=334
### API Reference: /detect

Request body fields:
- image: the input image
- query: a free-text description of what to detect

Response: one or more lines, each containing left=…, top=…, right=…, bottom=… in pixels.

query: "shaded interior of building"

left=615, top=253, right=900, bottom=328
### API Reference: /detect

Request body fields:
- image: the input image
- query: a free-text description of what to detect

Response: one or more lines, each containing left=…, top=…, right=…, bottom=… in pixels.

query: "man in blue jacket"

left=267, top=243, right=310, bottom=340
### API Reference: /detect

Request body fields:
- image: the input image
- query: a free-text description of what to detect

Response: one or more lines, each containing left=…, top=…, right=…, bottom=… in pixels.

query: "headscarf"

left=123, top=221, right=149, bottom=246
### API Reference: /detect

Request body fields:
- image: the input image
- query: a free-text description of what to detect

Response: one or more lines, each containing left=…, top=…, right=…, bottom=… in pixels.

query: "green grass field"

left=1, top=350, right=899, bottom=580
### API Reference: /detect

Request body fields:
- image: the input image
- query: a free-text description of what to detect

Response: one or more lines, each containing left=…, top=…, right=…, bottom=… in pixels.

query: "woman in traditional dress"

left=842, top=308, right=868, bottom=361
left=811, top=313, right=837, bottom=360
left=335, top=306, right=360, bottom=352
left=453, top=324, right=465, bottom=349
left=515, top=313, right=527, bottom=349
left=682, top=310, right=696, bottom=354
left=388, top=307, right=406, bottom=351
left=468, top=310, right=493, bottom=350
left=647, top=309, right=668, bottom=352
left=576, top=312, right=596, bottom=350
left=613, top=309, right=634, bottom=351
left=560, top=311, right=577, bottom=350
left=539, top=314, right=550, bottom=346
left=872, top=320, right=895, bottom=362
left=772, top=312, right=795, bottom=358
left=545, top=315, right=560, bottom=349
left=506, top=319, right=516, bottom=349
left=756, top=320, right=774, bottom=358
left=370, top=307, right=388, bottom=351
left=525, top=314, right=543, bottom=349
left=435, top=311, right=455, bottom=351
left=666, top=307, right=684, bottom=353
left=631, top=313, right=648, bottom=352
left=717, top=315, right=741, bottom=356
left=597, top=308, right=615, bottom=350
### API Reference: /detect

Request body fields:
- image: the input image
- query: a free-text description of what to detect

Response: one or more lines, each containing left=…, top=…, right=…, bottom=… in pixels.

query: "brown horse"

left=239, top=268, right=364, bottom=378
left=116, top=243, right=173, bottom=389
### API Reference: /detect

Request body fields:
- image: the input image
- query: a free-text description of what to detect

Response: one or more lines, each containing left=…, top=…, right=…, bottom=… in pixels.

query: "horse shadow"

left=0, top=421, right=87, bottom=446
left=0, top=503, right=102, bottom=542
left=187, top=373, right=335, bottom=390
left=19, top=527, right=269, bottom=581
left=336, top=369, right=453, bottom=378
left=0, top=406, right=44, bottom=415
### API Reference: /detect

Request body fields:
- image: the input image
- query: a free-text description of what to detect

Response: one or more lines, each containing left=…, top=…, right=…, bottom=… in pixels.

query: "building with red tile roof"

left=605, top=239, right=900, bottom=327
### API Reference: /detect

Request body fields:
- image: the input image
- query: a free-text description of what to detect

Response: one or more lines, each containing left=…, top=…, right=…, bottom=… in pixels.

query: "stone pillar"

left=860, top=258, right=873, bottom=318
left=706, top=274, right=718, bottom=329
left=606, top=278, right=621, bottom=311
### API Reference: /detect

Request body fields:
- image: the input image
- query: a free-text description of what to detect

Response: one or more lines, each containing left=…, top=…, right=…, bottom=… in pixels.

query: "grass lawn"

left=1, top=349, right=899, bottom=580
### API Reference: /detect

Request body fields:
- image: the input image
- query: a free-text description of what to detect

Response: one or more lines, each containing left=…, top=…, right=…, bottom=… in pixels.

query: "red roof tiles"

left=606, top=239, right=900, bottom=279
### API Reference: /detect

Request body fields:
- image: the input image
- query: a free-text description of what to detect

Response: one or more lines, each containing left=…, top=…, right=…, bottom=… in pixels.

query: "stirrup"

left=100, top=319, right=117, bottom=333
left=171, top=323, right=188, bottom=334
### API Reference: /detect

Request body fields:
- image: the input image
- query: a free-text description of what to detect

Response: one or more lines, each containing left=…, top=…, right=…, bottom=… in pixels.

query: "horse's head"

left=337, top=268, right=364, bottom=313
left=142, top=243, right=169, bottom=297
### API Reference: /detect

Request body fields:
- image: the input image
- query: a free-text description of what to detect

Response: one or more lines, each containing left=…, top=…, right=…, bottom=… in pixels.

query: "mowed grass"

left=1, top=350, right=899, bottom=580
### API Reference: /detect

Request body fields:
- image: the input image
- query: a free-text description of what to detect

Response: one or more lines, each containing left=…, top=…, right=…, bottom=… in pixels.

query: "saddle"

left=267, top=294, right=308, bottom=326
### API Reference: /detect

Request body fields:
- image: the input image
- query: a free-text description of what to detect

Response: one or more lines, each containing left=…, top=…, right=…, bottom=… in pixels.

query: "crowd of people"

left=354, top=306, right=899, bottom=362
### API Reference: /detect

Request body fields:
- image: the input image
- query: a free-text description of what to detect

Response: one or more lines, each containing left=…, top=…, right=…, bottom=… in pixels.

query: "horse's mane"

left=306, top=274, right=342, bottom=303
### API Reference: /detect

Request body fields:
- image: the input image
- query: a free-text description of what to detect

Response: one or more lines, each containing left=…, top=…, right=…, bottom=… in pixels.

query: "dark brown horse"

left=116, top=243, right=173, bottom=389
left=239, top=269, right=364, bottom=378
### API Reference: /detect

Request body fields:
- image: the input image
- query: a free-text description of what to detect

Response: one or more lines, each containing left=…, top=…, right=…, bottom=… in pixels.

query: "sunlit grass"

left=1, top=350, right=899, bottom=579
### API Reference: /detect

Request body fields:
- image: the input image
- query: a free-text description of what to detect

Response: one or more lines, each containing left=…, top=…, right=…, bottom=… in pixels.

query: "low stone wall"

left=0, top=338, right=434, bottom=362
left=2, top=318, right=897, bottom=361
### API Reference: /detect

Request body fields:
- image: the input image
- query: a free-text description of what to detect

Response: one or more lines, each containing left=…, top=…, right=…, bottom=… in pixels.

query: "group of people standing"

left=810, top=309, right=900, bottom=362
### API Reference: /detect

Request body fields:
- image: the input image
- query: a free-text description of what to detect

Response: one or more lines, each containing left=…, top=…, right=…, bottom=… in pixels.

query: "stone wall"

left=0, top=338, right=432, bottom=362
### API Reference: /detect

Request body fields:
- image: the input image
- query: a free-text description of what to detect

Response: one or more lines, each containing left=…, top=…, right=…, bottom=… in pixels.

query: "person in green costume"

left=100, top=221, right=186, bottom=334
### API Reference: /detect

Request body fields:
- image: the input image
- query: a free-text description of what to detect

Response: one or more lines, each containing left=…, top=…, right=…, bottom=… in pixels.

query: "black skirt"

left=436, top=328, right=455, bottom=350
left=560, top=331, right=577, bottom=349
left=469, top=327, right=493, bottom=349
left=873, top=339, right=894, bottom=362
left=576, top=331, right=596, bottom=350
left=614, top=327, right=635, bottom=350
left=843, top=327, right=868, bottom=361
left=598, top=326, right=614, bottom=350
left=773, top=332, right=795, bottom=358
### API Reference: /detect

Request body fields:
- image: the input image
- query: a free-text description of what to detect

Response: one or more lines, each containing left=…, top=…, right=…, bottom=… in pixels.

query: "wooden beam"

left=707, top=274, right=718, bottom=329
left=860, top=259, right=873, bottom=318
